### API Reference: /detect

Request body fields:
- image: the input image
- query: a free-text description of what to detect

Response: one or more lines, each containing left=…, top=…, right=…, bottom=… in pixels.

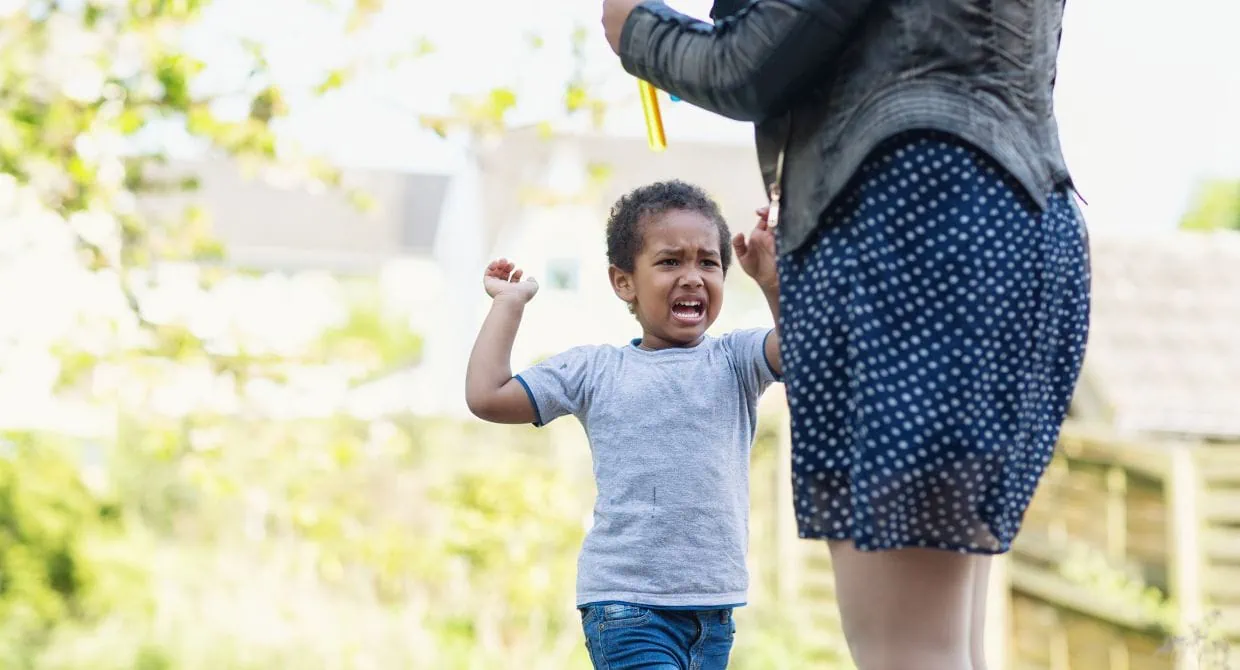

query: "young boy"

left=465, top=180, right=782, bottom=670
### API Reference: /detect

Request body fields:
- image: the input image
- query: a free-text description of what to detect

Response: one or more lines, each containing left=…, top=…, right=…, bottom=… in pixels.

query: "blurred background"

left=2, top=0, right=1239, bottom=668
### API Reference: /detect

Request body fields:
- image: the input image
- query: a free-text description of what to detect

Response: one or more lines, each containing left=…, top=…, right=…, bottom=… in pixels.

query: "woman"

left=601, top=1, right=1091, bottom=669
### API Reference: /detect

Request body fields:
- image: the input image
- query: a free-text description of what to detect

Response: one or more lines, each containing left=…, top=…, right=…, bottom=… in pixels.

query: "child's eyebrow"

left=653, top=247, right=720, bottom=257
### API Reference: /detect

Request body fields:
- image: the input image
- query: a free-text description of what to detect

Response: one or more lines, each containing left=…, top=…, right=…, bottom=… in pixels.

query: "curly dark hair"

left=605, top=180, right=732, bottom=274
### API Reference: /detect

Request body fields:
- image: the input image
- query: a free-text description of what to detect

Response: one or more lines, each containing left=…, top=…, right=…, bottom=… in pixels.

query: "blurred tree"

left=0, top=433, right=149, bottom=669
left=1, top=0, right=615, bottom=379
left=3, top=1, right=313, bottom=272
left=407, top=23, right=618, bottom=209
left=0, top=0, right=411, bottom=383
left=414, top=25, right=610, bottom=143
left=0, top=1, right=624, bottom=666
left=0, top=0, right=405, bottom=664
left=1179, top=180, right=1240, bottom=231
left=316, top=280, right=425, bottom=371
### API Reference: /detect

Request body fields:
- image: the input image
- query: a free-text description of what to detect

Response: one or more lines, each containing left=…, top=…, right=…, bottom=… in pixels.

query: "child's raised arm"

left=733, top=207, right=783, bottom=377
left=465, top=259, right=540, bottom=424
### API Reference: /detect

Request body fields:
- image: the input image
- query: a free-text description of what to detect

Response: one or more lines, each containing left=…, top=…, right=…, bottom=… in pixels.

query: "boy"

left=465, top=180, right=782, bottom=669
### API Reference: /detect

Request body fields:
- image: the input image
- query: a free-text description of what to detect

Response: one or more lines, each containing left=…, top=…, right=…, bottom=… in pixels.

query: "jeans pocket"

left=600, top=603, right=652, bottom=628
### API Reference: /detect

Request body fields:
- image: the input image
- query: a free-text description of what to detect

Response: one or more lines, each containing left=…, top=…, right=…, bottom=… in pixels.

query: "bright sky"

left=194, top=0, right=1240, bottom=235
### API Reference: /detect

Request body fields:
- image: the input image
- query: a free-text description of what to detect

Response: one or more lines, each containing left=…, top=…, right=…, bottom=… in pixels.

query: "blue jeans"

left=579, top=603, right=736, bottom=670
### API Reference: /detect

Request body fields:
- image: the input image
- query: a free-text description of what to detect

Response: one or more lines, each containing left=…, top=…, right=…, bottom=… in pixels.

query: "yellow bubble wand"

left=637, top=79, right=666, bottom=152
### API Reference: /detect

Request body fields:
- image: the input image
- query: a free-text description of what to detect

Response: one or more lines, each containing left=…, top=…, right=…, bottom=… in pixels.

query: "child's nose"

left=679, top=271, right=704, bottom=287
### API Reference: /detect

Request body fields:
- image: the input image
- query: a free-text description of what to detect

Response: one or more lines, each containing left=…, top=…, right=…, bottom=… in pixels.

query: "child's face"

left=610, top=209, right=725, bottom=349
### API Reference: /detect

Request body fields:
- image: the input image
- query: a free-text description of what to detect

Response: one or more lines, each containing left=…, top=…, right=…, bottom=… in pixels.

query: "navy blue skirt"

left=776, top=131, right=1091, bottom=554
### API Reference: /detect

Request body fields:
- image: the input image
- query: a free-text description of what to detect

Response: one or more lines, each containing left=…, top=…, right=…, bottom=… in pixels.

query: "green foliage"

left=418, top=452, right=590, bottom=667
left=0, top=0, right=398, bottom=381
left=3, top=0, right=275, bottom=261
left=733, top=416, right=853, bottom=669
left=0, top=434, right=149, bottom=669
left=1179, top=180, right=1240, bottom=231
left=319, top=283, right=424, bottom=370
left=1056, top=541, right=1178, bottom=632
left=0, top=1, right=820, bottom=668
left=731, top=606, right=850, bottom=670
left=0, top=443, right=94, bottom=633
left=1, top=0, right=403, bottom=664
left=1159, top=609, right=1233, bottom=669
left=416, top=20, right=610, bottom=142
left=1, top=397, right=833, bottom=669
left=79, top=413, right=592, bottom=668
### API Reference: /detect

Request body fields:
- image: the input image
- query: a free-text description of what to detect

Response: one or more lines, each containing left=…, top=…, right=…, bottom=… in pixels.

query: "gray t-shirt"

left=515, top=327, right=780, bottom=608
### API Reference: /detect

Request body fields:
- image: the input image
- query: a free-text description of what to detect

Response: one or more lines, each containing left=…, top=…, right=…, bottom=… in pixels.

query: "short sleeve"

left=513, top=345, right=598, bottom=427
left=720, top=327, right=781, bottom=397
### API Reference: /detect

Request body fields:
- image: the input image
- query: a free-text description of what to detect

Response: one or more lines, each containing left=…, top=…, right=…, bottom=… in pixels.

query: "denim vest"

left=620, top=0, right=1076, bottom=255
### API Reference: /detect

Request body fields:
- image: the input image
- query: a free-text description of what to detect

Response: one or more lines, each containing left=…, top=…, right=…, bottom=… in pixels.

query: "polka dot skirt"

left=776, top=131, right=1092, bottom=554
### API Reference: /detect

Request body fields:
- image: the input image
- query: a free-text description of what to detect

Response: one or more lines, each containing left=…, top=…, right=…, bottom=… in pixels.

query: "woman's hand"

left=733, top=206, right=779, bottom=292
left=602, top=0, right=644, bottom=54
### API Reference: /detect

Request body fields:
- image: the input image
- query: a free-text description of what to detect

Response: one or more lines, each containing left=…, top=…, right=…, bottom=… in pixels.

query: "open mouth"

left=671, top=299, right=706, bottom=325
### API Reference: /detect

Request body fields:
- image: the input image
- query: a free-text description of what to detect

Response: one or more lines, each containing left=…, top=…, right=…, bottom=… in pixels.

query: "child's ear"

left=609, top=265, right=636, bottom=307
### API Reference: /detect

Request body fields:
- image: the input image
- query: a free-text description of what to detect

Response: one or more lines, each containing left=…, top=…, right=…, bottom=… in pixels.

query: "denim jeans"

left=579, top=603, right=736, bottom=670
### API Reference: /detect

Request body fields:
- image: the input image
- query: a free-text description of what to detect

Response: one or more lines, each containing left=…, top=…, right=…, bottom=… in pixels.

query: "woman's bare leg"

left=968, top=556, right=992, bottom=670
left=828, top=541, right=974, bottom=670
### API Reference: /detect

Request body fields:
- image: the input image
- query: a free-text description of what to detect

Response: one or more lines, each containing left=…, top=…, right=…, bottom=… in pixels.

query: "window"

left=546, top=258, right=580, bottom=291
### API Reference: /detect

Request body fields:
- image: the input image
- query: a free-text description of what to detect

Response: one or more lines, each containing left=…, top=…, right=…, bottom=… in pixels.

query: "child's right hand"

left=483, top=258, right=540, bottom=303
left=734, top=207, right=779, bottom=293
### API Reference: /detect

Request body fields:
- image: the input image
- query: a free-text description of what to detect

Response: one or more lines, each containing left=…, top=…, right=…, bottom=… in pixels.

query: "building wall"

left=137, top=159, right=451, bottom=274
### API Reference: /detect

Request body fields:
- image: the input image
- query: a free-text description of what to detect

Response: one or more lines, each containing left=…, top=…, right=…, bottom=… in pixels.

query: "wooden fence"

left=771, top=420, right=1240, bottom=670
left=1007, top=422, right=1240, bottom=670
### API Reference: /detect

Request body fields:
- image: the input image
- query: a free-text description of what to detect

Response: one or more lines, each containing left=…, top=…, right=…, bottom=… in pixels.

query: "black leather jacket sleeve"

left=709, top=0, right=749, bottom=20
left=618, top=0, right=875, bottom=123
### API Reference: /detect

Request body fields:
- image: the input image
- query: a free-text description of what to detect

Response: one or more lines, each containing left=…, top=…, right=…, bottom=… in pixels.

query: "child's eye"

left=658, top=259, right=678, bottom=266
left=702, top=259, right=719, bottom=267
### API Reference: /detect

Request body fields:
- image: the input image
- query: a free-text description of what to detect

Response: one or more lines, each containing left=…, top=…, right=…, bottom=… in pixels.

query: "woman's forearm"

left=618, top=0, right=875, bottom=122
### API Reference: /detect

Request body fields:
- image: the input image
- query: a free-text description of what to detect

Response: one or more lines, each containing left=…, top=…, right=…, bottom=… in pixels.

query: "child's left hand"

left=733, top=206, right=778, bottom=292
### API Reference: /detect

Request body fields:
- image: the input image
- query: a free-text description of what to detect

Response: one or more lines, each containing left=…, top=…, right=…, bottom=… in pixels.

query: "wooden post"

left=1167, top=444, right=1204, bottom=670
left=1109, top=639, right=1130, bottom=670
left=775, top=402, right=799, bottom=605
left=1049, top=458, right=1069, bottom=549
left=1050, top=624, right=1071, bottom=670
left=1106, top=465, right=1128, bottom=562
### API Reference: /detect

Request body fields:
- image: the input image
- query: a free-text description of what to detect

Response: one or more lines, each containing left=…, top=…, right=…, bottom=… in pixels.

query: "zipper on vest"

left=766, top=118, right=791, bottom=229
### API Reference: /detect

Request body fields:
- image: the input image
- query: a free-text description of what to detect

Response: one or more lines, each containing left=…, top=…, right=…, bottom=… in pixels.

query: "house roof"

left=137, top=159, right=452, bottom=272
left=1077, top=229, right=1240, bottom=440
